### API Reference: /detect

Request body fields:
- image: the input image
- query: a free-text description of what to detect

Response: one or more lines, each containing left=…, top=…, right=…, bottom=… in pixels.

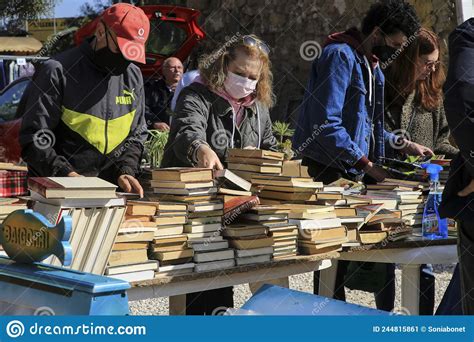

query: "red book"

left=223, top=195, right=260, bottom=225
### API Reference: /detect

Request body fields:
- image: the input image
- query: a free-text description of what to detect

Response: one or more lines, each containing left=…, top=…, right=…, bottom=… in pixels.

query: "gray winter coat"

left=162, top=82, right=278, bottom=167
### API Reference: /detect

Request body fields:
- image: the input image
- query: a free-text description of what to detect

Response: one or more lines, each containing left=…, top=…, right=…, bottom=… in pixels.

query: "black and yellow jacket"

left=19, top=39, right=147, bottom=184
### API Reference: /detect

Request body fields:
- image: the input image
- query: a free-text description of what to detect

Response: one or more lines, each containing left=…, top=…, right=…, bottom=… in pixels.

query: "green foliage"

left=144, top=130, right=169, bottom=168
left=272, top=121, right=295, bottom=160
left=0, top=0, right=58, bottom=32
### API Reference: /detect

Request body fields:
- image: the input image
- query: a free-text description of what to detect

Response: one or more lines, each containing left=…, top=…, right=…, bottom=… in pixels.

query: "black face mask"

left=372, top=36, right=398, bottom=65
left=92, top=25, right=130, bottom=75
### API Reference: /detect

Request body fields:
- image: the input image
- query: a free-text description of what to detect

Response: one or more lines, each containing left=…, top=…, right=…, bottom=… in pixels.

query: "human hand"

left=363, top=161, right=389, bottom=182
left=196, top=145, right=224, bottom=170
left=401, top=140, right=434, bottom=157
left=118, top=174, right=144, bottom=198
left=458, top=179, right=474, bottom=197
left=153, top=122, right=170, bottom=131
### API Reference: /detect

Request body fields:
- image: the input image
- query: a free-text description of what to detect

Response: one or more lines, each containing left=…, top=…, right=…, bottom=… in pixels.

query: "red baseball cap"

left=100, top=3, right=150, bottom=64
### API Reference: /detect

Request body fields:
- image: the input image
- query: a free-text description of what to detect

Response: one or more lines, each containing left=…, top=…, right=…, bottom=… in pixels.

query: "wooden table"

left=319, top=236, right=458, bottom=315
left=128, top=252, right=338, bottom=315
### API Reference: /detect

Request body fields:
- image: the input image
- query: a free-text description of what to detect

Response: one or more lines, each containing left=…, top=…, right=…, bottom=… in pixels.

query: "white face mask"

left=224, top=71, right=258, bottom=99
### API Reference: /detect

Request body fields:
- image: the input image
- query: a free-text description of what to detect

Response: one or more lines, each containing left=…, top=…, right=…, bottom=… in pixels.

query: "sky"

left=54, top=0, right=90, bottom=18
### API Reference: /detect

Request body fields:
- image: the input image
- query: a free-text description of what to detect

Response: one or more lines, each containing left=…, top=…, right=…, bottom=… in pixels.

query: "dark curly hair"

left=362, top=0, right=420, bottom=37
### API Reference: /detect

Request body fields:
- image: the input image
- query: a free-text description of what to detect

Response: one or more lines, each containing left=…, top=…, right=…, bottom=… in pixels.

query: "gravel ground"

left=129, top=263, right=457, bottom=315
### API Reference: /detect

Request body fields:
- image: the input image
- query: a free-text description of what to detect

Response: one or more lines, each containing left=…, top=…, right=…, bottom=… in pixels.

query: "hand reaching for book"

left=118, top=174, right=144, bottom=198
left=363, top=161, right=389, bottom=182
left=196, top=145, right=224, bottom=170
left=401, top=140, right=434, bottom=157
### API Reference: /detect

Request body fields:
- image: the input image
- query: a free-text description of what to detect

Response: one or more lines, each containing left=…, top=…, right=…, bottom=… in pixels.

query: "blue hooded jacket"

left=293, top=28, right=397, bottom=176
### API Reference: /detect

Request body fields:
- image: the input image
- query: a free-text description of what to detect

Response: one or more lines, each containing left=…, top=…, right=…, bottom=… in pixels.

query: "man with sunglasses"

left=19, top=3, right=150, bottom=196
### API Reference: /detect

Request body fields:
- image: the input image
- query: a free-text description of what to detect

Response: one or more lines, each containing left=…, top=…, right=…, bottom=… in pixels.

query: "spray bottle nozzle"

left=421, top=163, right=443, bottom=182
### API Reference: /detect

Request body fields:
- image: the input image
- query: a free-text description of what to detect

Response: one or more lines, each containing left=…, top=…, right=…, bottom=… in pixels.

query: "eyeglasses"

left=422, top=59, right=441, bottom=70
left=242, top=35, right=271, bottom=55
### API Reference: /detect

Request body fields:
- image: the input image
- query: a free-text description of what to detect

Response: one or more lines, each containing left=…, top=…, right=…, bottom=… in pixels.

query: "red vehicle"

left=0, top=5, right=205, bottom=163
left=74, top=5, right=205, bottom=78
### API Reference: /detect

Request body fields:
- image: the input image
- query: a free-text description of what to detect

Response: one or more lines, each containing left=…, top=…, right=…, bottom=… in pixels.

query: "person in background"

left=161, top=34, right=278, bottom=315
left=384, top=27, right=459, bottom=315
left=293, top=0, right=433, bottom=311
left=145, top=57, right=183, bottom=131
left=385, top=28, right=458, bottom=159
left=293, top=0, right=431, bottom=186
left=170, top=69, right=200, bottom=111
left=439, top=17, right=474, bottom=315
left=19, top=3, right=149, bottom=197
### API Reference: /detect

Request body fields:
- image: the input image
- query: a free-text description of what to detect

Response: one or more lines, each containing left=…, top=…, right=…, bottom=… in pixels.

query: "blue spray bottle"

left=421, top=163, right=448, bottom=239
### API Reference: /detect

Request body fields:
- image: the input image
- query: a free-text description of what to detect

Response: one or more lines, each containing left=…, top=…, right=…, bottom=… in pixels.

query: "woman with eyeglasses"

left=381, top=28, right=460, bottom=315
left=161, top=34, right=277, bottom=315
left=162, top=34, right=277, bottom=170
left=385, top=28, right=458, bottom=159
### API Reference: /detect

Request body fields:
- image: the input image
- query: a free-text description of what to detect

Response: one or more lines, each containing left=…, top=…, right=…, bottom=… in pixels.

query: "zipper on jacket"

left=104, top=111, right=110, bottom=155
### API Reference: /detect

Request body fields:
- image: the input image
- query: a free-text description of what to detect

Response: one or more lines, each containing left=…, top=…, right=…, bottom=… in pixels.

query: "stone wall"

left=185, top=0, right=457, bottom=124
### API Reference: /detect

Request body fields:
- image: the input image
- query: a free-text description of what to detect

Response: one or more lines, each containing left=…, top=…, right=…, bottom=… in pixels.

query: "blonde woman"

left=162, top=34, right=278, bottom=169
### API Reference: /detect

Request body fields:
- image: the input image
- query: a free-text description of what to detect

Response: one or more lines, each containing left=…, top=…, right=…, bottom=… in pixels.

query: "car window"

left=0, top=80, right=29, bottom=122
left=146, top=20, right=188, bottom=57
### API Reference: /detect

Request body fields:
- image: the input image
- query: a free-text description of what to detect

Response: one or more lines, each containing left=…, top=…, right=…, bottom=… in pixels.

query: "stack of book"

left=106, top=205, right=158, bottom=282
left=358, top=216, right=411, bottom=244
left=311, top=178, right=364, bottom=206
left=290, top=216, right=347, bottom=255
left=222, top=222, right=274, bottom=265
left=30, top=177, right=126, bottom=274
left=354, top=203, right=412, bottom=244
left=365, top=179, right=426, bottom=227
left=150, top=168, right=234, bottom=273
left=225, top=148, right=285, bottom=181
left=148, top=200, right=195, bottom=276
left=251, top=174, right=323, bottom=204
left=237, top=205, right=298, bottom=258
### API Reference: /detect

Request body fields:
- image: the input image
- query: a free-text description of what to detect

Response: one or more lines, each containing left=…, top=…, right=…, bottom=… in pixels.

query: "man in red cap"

left=19, top=3, right=150, bottom=196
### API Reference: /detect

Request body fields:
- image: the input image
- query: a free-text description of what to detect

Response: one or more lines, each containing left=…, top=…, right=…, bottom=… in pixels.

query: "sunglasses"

left=242, top=35, right=271, bottom=55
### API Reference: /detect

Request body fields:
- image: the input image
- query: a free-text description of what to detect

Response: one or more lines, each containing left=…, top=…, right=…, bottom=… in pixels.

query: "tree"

left=0, top=0, right=58, bottom=33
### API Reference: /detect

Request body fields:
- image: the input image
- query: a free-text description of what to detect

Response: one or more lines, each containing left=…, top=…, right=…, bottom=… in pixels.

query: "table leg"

left=400, top=264, right=420, bottom=315
left=319, top=259, right=337, bottom=298
left=169, top=294, right=187, bottom=315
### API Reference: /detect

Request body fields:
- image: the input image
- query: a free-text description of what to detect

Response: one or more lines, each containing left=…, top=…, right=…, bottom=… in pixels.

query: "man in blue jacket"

left=439, top=17, right=474, bottom=315
left=294, top=0, right=435, bottom=312
left=293, top=0, right=433, bottom=184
